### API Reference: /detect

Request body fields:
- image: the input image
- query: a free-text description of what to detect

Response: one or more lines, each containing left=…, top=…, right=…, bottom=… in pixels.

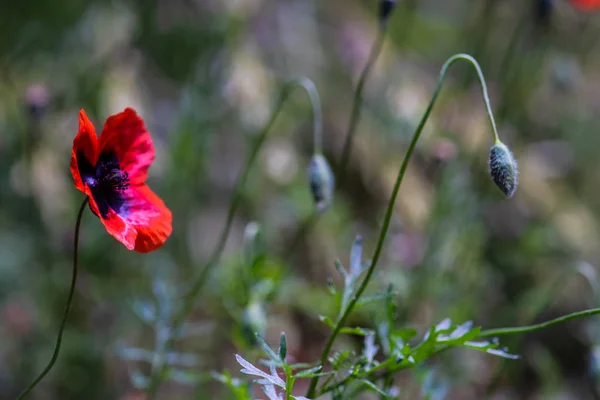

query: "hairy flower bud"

left=380, top=0, right=397, bottom=25
left=489, top=142, right=518, bottom=198
left=308, top=154, right=335, bottom=213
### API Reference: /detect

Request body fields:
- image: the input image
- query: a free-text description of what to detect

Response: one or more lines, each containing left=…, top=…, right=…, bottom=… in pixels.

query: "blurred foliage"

left=3, top=0, right=600, bottom=399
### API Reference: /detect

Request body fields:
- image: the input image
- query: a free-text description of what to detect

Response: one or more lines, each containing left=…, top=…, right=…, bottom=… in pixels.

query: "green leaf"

left=391, top=328, right=418, bottom=342
left=349, top=235, right=363, bottom=278
left=293, top=365, right=323, bottom=378
left=361, top=379, right=388, bottom=396
left=334, top=259, right=347, bottom=279
left=356, top=291, right=397, bottom=308
left=329, top=350, right=354, bottom=369
left=320, top=315, right=335, bottom=328
left=340, top=327, right=373, bottom=336
left=254, top=333, right=282, bottom=364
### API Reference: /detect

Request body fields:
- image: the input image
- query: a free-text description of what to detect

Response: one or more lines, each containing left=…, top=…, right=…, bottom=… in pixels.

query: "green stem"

left=479, top=308, right=600, bottom=338
left=337, top=26, right=386, bottom=182
left=17, top=198, right=88, bottom=400
left=145, top=77, right=323, bottom=397
left=295, top=77, right=324, bottom=154
left=306, top=53, right=500, bottom=398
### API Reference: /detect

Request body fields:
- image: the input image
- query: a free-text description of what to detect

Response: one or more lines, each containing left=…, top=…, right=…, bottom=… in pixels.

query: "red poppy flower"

left=70, top=108, right=172, bottom=253
left=570, top=0, right=600, bottom=10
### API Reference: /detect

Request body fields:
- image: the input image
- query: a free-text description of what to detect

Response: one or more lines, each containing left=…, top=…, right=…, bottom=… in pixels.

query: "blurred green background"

left=2, top=0, right=600, bottom=398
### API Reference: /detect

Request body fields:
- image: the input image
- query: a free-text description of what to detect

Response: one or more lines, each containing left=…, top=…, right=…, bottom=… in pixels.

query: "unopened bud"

left=308, top=154, right=335, bottom=213
left=278, top=332, right=287, bottom=362
left=489, top=142, right=518, bottom=198
left=380, top=0, right=397, bottom=25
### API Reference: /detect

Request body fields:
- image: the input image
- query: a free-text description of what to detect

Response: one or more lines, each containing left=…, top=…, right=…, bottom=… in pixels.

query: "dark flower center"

left=77, top=151, right=129, bottom=218
left=96, top=157, right=130, bottom=192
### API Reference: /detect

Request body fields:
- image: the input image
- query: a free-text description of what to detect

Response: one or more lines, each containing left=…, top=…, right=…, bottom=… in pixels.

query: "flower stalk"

left=306, top=53, right=508, bottom=397
left=145, top=77, right=326, bottom=396
left=17, top=198, right=89, bottom=399
left=337, top=23, right=388, bottom=183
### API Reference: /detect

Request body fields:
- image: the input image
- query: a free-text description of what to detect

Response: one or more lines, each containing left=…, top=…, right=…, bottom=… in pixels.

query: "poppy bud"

left=380, top=0, right=397, bottom=25
left=308, top=154, right=335, bottom=214
left=488, top=142, right=518, bottom=198
left=278, top=332, right=287, bottom=362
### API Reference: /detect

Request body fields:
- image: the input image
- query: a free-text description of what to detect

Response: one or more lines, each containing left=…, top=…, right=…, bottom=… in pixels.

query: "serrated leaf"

left=288, top=362, right=317, bottom=369
left=463, top=341, right=520, bottom=359
left=255, top=333, right=282, bottom=363
left=327, top=278, right=337, bottom=295
left=435, top=318, right=452, bottom=333
left=363, top=334, right=379, bottom=365
left=361, top=379, right=388, bottom=396
left=436, top=322, right=480, bottom=345
left=349, top=235, right=363, bottom=278
left=293, top=365, right=323, bottom=378
left=329, top=350, right=354, bottom=369
left=262, top=384, right=282, bottom=400
left=486, top=348, right=520, bottom=359
left=235, top=354, right=286, bottom=388
left=334, top=259, right=347, bottom=279
left=356, top=291, right=397, bottom=308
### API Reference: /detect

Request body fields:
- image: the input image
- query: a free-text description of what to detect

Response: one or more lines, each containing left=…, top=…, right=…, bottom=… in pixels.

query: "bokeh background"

left=2, top=0, right=600, bottom=399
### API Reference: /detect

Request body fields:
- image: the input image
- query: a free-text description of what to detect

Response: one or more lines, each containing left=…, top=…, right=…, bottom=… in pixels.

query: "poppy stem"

left=292, top=77, right=324, bottom=155
left=337, top=24, right=387, bottom=184
left=145, top=78, right=324, bottom=397
left=16, top=198, right=88, bottom=400
left=306, top=53, right=501, bottom=397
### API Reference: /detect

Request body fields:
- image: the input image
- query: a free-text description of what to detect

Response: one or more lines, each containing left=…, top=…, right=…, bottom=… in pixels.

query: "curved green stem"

left=17, top=197, right=88, bottom=399
left=337, top=26, right=387, bottom=182
left=479, top=308, right=600, bottom=338
left=294, top=77, right=324, bottom=154
left=306, top=53, right=500, bottom=398
left=145, top=77, right=323, bottom=397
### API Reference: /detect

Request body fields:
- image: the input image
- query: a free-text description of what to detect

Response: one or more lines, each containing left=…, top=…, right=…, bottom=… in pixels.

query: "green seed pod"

left=308, top=154, right=335, bottom=213
left=488, top=141, right=518, bottom=198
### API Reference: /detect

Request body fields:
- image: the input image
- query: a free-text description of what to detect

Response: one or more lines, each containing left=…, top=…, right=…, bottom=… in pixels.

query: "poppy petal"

left=88, top=193, right=137, bottom=250
left=570, top=0, right=600, bottom=9
left=91, top=185, right=171, bottom=252
left=98, top=108, right=155, bottom=186
left=71, top=109, right=98, bottom=193
left=117, top=184, right=172, bottom=253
